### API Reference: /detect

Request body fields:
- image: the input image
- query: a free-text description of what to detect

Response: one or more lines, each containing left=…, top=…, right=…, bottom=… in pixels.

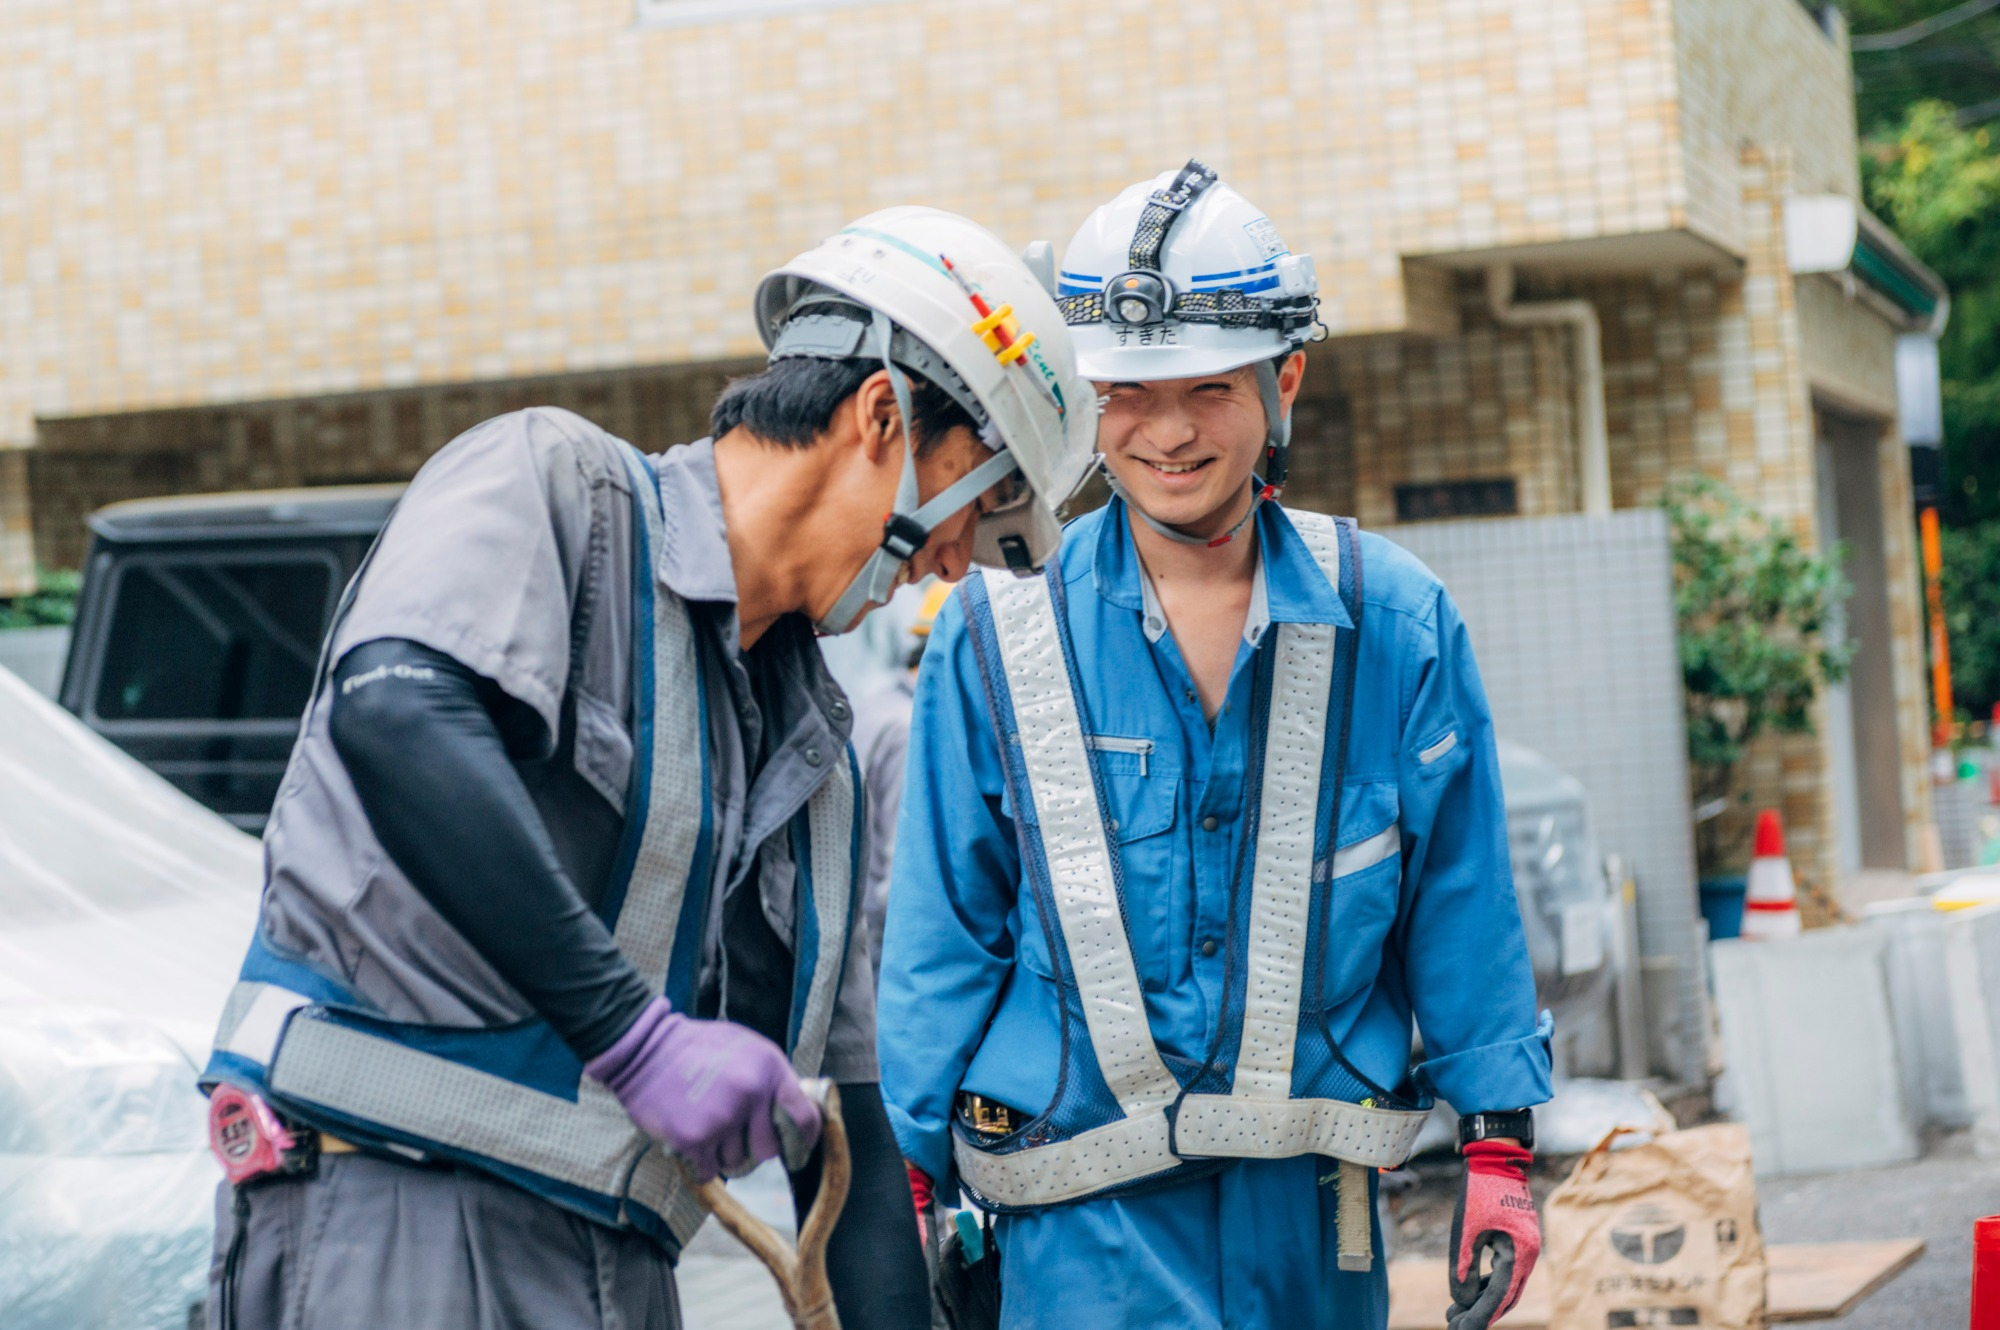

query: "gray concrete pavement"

left=679, top=1162, right=794, bottom=1330
left=1757, top=1129, right=1992, bottom=1329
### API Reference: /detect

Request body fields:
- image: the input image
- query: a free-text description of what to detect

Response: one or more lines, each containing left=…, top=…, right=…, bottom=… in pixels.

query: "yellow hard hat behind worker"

left=911, top=581, right=954, bottom=639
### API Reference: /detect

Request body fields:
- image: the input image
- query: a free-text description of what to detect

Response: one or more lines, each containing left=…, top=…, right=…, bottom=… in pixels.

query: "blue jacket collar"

left=1088, top=495, right=1351, bottom=630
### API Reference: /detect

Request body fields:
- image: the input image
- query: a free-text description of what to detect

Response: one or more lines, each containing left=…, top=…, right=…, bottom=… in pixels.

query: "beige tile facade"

left=2, top=0, right=1848, bottom=446
left=2, top=0, right=1937, bottom=874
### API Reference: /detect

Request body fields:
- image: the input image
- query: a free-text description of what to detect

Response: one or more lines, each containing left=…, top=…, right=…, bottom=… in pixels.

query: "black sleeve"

left=329, top=637, right=655, bottom=1061
left=791, top=1082, right=932, bottom=1330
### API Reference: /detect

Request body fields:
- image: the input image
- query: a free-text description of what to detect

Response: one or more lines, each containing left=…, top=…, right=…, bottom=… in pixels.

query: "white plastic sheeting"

left=0, top=662, right=263, bottom=1329
left=0, top=662, right=261, bottom=1050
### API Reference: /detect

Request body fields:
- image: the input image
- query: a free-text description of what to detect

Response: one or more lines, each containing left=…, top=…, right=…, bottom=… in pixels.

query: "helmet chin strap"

left=815, top=310, right=1023, bottom=635
left=1110, top=356, right=1291, bottom=550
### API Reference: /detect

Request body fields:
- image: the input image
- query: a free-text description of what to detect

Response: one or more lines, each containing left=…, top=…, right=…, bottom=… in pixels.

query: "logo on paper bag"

left=1609, top=1204, right=1687, bottom=1265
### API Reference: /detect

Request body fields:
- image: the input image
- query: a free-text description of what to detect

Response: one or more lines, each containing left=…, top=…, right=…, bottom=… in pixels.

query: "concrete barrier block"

left=1710, top=929, right=1918, bottom=1176
left=1864, top=899, right=1972, bottom=1129
left=1942, top=903, right=2000, bottom=1159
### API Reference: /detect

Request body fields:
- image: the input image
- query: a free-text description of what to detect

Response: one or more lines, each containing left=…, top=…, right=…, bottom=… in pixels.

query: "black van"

left=59, top=486, right=401, bottom=832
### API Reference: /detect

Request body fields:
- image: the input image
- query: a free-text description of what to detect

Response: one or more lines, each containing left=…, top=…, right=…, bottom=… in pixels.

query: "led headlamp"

left=1103, top=270, right=1174, bottom=326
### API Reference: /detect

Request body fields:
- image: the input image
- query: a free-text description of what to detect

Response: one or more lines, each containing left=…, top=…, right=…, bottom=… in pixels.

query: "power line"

left=1852, top=0, right=2000, bottom=53
left=1958, top=93, right=2000, bottom=123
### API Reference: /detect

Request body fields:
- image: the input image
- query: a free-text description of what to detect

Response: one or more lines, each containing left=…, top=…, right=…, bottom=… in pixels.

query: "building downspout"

left=1487, top=264, right=1612, bottom=516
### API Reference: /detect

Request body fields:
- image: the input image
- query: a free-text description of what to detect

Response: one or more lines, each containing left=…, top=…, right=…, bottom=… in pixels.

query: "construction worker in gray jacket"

left=198, top=207, right=1096, bottom=1330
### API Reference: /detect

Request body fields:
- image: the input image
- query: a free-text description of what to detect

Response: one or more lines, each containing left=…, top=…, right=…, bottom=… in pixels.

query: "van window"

left=92, top=555, right=337, bottom=722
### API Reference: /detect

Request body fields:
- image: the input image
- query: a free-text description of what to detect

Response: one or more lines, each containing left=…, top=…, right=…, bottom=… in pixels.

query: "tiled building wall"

left=11, top=0, right=1847, bottom=447
left=29, top=361, right=743, bottom=569
left=1671, top=0, right=1859, bottom=251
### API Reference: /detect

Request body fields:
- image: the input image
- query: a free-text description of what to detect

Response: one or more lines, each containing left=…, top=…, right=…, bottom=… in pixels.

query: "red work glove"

left=908, top=1161, right=936, bottom=1248
left=1447, top=1140, right=1540, bottom=1328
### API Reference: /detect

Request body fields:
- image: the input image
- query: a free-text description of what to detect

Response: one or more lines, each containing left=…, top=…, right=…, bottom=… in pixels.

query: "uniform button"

left=1185, top=689, right=1199, bottom=704
left=1202, top=815, right=1219, bottom=832
left=805, top=747, right=824, bottom=767
left=829, top=700, right=849, bottom=722
left=1200, top=939, right=1218, bottom=958
left=1146, top=616, right=1163, bottom=634
left=1107, top=819, right=1120, bottom=834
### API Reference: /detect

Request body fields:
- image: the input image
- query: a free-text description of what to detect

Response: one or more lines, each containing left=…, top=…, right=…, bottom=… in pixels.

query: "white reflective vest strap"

left=790, top=756, right=857, bottom=1077
left=979, top=568, right=1181, bottom=1116
left=954, top=1106, right=1176, bottom=1210
left=1230, top=511, right=1339, bottom=1099
left=604, top=442, right=707, bottom=989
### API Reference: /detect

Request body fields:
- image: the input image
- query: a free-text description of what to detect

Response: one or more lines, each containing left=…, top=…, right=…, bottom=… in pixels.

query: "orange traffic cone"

left=1740, top=810, right=1802, bottom=941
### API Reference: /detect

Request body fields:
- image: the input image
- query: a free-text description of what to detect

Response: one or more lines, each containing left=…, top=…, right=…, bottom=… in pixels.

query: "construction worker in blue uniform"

left=195, top=207, right=1098, bottom=1330
left=878, top=163, right=1553, bottom=1329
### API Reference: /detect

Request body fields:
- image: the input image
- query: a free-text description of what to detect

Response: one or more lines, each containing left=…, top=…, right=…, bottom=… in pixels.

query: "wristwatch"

left=1457, top=1108, right=1535, bottom=1151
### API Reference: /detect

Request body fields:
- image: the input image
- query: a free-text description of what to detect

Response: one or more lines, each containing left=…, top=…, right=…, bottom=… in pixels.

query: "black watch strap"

left=1458, top=1108, right=1535, bottom=1151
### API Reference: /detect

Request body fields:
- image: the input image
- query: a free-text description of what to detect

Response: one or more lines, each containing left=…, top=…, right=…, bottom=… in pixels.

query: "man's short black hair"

left=709, top=356, right=978, bottom=457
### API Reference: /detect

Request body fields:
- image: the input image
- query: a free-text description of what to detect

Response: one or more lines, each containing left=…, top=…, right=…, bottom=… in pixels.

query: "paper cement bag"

left=1543, top=1123, right=1767, bottom=1329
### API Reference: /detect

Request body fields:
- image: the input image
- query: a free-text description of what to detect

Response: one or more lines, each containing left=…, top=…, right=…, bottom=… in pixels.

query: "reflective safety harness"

left=201, top=443, right=862, bottom=1256
left=953, top=509, right=1427, bottom=1269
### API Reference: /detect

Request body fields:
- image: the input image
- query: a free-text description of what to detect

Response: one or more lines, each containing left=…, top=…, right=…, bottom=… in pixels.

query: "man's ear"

left=1276, top=351, right=1307, bottom=412
left=851, top=369, right=907, bottom=467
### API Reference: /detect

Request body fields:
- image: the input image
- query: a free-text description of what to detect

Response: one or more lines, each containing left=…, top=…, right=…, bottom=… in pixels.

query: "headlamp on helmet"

left=1104, top=270, right=1174, bottom=327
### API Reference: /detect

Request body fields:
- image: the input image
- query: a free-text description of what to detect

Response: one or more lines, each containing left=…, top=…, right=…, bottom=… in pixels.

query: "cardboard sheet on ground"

left=0, top=663, right=263, bottom=1329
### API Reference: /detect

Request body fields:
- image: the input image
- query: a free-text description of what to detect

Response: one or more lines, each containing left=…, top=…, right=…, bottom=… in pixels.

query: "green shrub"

left=0, top=568, right=81, bottom=629
left=1665, top=478, right=1854, bottom=871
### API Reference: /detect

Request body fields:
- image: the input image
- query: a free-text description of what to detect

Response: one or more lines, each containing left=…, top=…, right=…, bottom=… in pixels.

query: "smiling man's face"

left=1095, top=355, right=1301, bottom=538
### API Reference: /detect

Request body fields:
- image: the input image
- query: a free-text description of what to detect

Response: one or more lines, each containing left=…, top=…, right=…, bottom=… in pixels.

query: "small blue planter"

left=1699, top=876, right=1748, bottom=941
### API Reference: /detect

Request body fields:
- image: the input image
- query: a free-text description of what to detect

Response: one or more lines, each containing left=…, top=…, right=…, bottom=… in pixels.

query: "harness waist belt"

left=1172, top=1094, right=1428, bottom=1166
left=951, top=1096, right=1426, bottom=1210
left=221, top=982, right=709, bottom=1246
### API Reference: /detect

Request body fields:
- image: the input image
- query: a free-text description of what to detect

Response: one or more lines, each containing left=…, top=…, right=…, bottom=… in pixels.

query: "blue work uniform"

left=877, top=497, right=1551, bottom=1329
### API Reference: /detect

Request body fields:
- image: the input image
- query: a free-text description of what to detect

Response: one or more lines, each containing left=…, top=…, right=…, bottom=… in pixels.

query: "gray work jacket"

left=257, top=407, right=878, bottom=1080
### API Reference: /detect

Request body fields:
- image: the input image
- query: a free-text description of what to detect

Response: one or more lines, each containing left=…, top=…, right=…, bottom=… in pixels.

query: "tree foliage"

left=1666, top=479, right=1854, bottom=866
left=1843, top=4, right=2000, bottom=719
left=1863, top=100, right=2000, bottom=529
left=1840, top=0, right=2000, bottom=135
left=1943, top=521, right=2000, bottom=721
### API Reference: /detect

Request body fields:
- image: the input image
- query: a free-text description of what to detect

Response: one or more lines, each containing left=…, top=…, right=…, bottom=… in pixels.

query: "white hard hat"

left=1057, top=161, right=1323, bottom=547
left=757, top=207, right=1099, bottom=633
left=1057, top=161, right=1321, bottom=382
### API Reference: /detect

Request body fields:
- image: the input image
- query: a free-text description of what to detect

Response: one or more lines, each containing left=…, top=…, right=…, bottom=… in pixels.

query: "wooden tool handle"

left=693, top=1084, right=851, bottom=1330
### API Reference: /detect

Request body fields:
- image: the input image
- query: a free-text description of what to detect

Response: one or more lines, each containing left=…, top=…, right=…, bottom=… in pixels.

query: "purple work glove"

left=585, top=997, right=822, bottom=1180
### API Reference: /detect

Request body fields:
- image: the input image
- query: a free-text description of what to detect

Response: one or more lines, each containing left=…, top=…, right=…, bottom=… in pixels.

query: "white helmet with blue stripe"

left=1058, top=161, right=1322, bottom=544
left=1057, top=161, right=1321, bottom=383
